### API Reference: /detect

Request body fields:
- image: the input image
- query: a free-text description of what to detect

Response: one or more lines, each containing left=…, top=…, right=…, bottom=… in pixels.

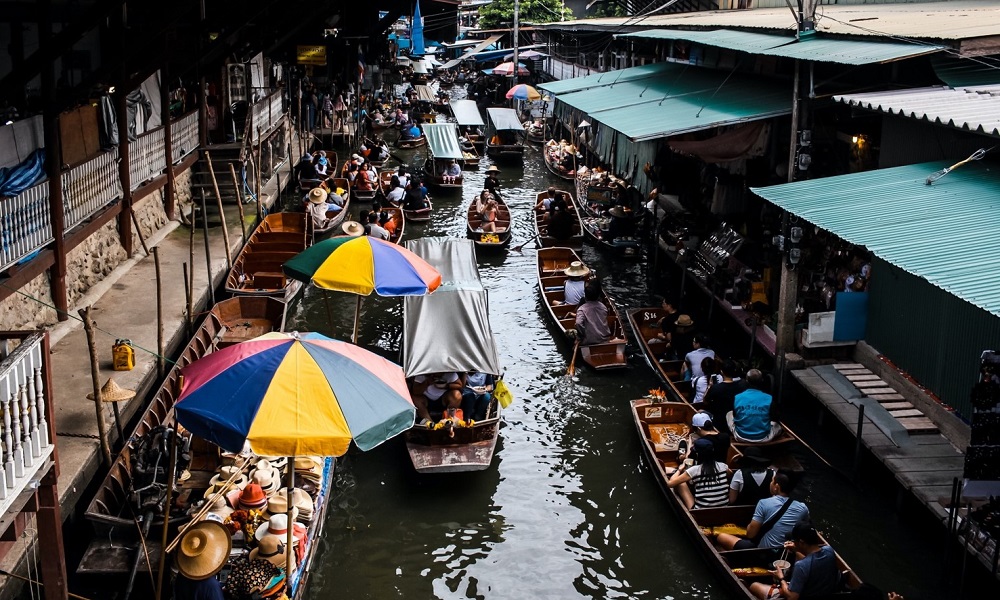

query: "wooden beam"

left=41, top=0, right=68, bottom=322
left=116, top=91, right=134, bottom=257
left=162, top=59, right=176, bottom=220
left=36, top=466, right=69, bottom=600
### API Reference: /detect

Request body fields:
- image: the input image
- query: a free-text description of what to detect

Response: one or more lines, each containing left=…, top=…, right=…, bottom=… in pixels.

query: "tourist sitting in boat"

left=671, top=314, right=696, bottom=358
left=729, top=446, right=775, bottom=506
left=650, top=296, right=680, bottom=345
left=478, top=196, right=501, bottom=233
left=376, top=141, right=391, bottom=162
left=729, top=369, right=784, bottom=443
left=667, top=437, right=731, bottom=509
left=461, top=371, right=493, bottom=421
left=714, top=470, right=809, bottom=551
left=569, top=281, right=611, bottom=346
left=305, top=187, right=341, bottom=230
left=314, top=155, right=330, bottom=178
left=173, top=521, right=230, bottom=600
left=535, top=187, right=567, bottom=223
left=554, top=261, right=588, bottom=307
left=440, top=159, right=461, bottom=184
left=685, top=332, right=717, bottom=378
left=402, top=122, right=422, bottom=139
left=355, top=166, right=374, bottom=191
left=403, top=181, right=429, bottom=211
left=366, top=212, right=389, bottom=240
left=692, top=357, right=723, bottom=405
left=548, top=205, right=576, bottom=242
left=386, top=181, right=405, bottom=204
left=704, top=360, right=746, bottom=435
left=371, top=201, right=396, bottom=237
left=483, top=165, right=501, bottom=195
left=749, top=522, right=843, bottom=600
left=412, top=372, right=464, bottom=427
left=394, top=108, right=408, bottom=126
left=690, top=411, right=730, bottom=460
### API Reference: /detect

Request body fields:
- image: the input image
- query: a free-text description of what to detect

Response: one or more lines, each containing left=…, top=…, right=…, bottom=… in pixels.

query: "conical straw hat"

left=87, top=378, right=136, bottom=403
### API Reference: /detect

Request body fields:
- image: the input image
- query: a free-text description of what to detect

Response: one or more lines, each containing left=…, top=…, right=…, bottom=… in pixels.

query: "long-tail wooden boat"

left=298, top=151, right=337, bottom=194
left=631, top=398, right=861, bottom=599
left=543, top=144, right=578, bottom=180
left=224, top=213, right=308, bottom=300
left=422, top=157, right=463, bottom=189
left=485, top=107, right=525, bottom=162
left=388, top=195, right=433, bottom=223
left=467, top=193, right=512, bottom=250
left=310, top=195, right=352, bottom=240
left=80, top=297, right=288, bottom=564
left=339, top=159, right=378, bottom=203
left=536, top=247, right=628, bottom=370
left=580, top=211, right=642, bottom=259
left=626, top=307, right=798, bottom=447
left=402, top=238, right=504, bottom=473
left=534, top=191, right=583, bottom=249
left=396, top=134, right=427, bottom=149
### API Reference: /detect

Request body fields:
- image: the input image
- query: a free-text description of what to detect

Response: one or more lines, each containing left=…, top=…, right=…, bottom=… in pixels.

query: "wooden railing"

left=0, top=181, right=53, bottom=269
left=0, top=331, right=55, bottom=512
left=63, top=148, right=123, bottom=230
left=250, top=90, right=285, bottom=139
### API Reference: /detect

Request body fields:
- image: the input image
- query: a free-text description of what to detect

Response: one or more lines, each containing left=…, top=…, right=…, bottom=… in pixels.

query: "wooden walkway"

left=791, top=364, right=963, bottom=522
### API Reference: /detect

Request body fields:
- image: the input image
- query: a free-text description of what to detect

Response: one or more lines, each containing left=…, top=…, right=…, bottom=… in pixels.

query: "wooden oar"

left=512, top=240, right=536, bottom=253
left=567, top=337, right=581, bottom=377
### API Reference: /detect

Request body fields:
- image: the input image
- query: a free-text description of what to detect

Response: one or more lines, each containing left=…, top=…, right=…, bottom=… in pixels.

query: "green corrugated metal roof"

left=538, top=62, right=674, bottom=96
left=554, top=63, right=791, bottom=141
left=752, top=161, right=1000, bottom=317
left=422, top=123, right=464, bottom=160
left=619, top=29, right=943, bottom=65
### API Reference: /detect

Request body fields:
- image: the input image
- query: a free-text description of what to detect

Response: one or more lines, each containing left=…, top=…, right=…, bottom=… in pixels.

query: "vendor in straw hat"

left=553, top=261, right=590, bottom=307
left=305, top=187, right=342, bottom=230
left=174, top=520, right=230, bottom=599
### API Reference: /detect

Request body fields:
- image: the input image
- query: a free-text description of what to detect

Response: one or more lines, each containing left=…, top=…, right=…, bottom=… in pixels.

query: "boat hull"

left=224, top=213, right=308, bottom=299
left=534, top=191, right=584, bottom=249
left=405, top=415, right=501, bottom=473
left=467, top=194, right=512, bottom=250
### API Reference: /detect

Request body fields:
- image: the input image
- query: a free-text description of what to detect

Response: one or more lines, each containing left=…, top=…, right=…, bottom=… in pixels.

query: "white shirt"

left=414, top=373, right=459, bottom=401
left=368, top=223, right=389, bottom=240
left=387, top=187, right=405, bottom=203
left=686, top=348, right=716, bottom=379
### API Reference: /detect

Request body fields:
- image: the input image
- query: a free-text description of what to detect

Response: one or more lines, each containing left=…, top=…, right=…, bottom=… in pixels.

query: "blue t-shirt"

left=788, top=545, right=842, bottom=596
left=408, top=125, right=421, bottom=138
left=733, top=388, right=773, bottom=441
left=752, top=495, right=809, bottom=548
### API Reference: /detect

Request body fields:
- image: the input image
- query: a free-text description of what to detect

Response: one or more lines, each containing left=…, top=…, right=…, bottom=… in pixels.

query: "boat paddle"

left=512, top=240, right=536, bottom=253
left=567, top=337, right=581, bottom=377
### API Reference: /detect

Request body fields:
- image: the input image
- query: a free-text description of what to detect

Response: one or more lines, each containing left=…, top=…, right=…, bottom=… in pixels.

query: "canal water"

left=285, top=132, right=984, bottom=599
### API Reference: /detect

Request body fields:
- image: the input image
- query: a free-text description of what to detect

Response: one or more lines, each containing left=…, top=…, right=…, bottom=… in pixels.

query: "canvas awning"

left=422, top=123, right=464, bottom=160
left=403, top=238, right=502, bottom=377
left=619, top=29, right=944, bottom=65
left=450, top=100, right=485, bottom=127
left=414, top=85, right=436, bottom=103
left=752, top=160, right=1000, bottom=318
left=411, top=59, right=430, bottom=75
left=440, top=34, right=504, bottom=70
left=486, top=107, right=524, bottom=132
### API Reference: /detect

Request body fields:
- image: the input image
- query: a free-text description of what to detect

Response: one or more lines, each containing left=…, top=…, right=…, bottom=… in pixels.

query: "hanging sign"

left=297, top=45, right=327, bottom=66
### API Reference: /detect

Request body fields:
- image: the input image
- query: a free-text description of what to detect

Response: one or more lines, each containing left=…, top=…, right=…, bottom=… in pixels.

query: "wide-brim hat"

left=486, top=165, right=500, bottom=173
left=207, top=466, right=248, bottom=496
left=255, top=513, right=307, bottom=544
left=250, top=465, right=280, bottom=497
left=676, top=314, right=694, bottom=328
left=269, top=488, right=314, bottom=521
left=238, top=482, right=268, bottom=511
left=563, top=261, right=590, bottom=278
left=342, top=221, right=365, bottom=237
left=308, top=188, right=329, bottom=204
left=87, top=378, right=136, bottom=402
left=249, top=535, right=287, bottom=568
left=608, top=206, right=628, bottom=218
left=205, top=495, right=233, bottom=520
left=176, top=521, right=232, bottom=581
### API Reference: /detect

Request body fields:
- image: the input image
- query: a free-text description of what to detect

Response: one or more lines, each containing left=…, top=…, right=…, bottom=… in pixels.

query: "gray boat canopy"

left=450, top=100, right=485, bottom=127
left=403, top=238, right=502, bottom=378
left=423, top=123, right=464, bottom=160
left=414, top=85, right=436, bottom=103
left=486, top=107, right=524, bottom=132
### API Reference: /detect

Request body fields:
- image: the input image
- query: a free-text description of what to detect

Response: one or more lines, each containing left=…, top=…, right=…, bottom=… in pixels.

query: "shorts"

left=733, top=538, right=757, bottom=551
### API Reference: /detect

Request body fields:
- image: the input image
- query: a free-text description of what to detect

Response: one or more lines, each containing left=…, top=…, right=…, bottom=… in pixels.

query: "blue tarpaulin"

left=411, top=1, right=425, bottom=57
left=0, top=149, right=46, bottom=197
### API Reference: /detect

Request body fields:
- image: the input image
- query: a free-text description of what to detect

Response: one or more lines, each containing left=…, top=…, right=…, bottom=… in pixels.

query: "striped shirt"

left=686, top=462, right=731, bottom=508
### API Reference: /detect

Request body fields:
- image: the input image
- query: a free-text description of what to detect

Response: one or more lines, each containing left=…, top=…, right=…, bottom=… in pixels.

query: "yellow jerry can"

left=112, top=339, right=135, bottom=371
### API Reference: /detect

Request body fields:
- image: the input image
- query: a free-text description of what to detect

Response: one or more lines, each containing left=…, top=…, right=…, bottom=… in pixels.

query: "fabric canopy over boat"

left=450, top=100, right=485, bottom=126
left=403, top=238, right=502, bottom=378
left=439, top=34, right=503, bottom=70
left=422, top=123, right=465, bottom=160
left=486, top=107, right=524, bottom=132
left=411, top=59, right=429, bottom=74
left=414, top=84, right=436, bottom=102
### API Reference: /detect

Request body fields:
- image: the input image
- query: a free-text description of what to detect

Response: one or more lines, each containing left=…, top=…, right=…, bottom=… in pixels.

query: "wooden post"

left=229, top=163, right=248, bottom=240
left=79, top=306, right=112, bottom=467
left=40, top=4, right=68, bottom=321
left=153, top=247, right=165, bottom=379
left=130, top=210, right=151, bottom=256
left=154, top=424, right=179, bottom=600
left=204, top=151, right=232, bottom=269
left=199, top=190, right=216, bottom=306
left=853, top=403, right=865, bottom=483
left=255, top=127, right=263, bottom=218
left=183, top=262, right=192, bottom=336
left=37, top=468, right=69, bottom=600
left=116, top=90, right=135, bottom=257
left=162, top=62, right=176, bottom=220
left=288, top=141, right=295, bottom=196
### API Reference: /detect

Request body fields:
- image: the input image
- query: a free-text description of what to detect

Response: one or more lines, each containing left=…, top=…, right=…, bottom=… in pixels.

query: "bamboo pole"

left=154, top=420, right=179, bottom=600
left=255, top=127, right=263, bottom=219
left=352, top=296, right=362, bottom=344
left=183, top=262, right=192, bottom=336
left=129, top=210, right=151, bottom=256
left=288, top=141, right=295, bottom=197
left=228, top=163, right=248, bottom=240
left=204, top=151, right=232, bottom=270
left=285, top=460, right=296, bottom=574
left=153, top=247, right=164, bottom=379
left=188, top=205, right=196, bottom=329
left=199, top=190, right=215, bottom=306
left=79, top=306, right=112, bottom=467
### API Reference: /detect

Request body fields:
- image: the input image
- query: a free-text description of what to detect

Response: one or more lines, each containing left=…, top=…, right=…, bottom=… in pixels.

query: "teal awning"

left=553, top=62, right=790, bottom=141
left=486, top=107, right=524, bottom=132
left=619, top=29, right=944, bottom=65
left=422, top=123, right=464, bottom=160
left=450, top=100, right=485, bottom=127
left=538, top=62, right=673, bottom=96
left=752, top=161, right=1000, bottom=317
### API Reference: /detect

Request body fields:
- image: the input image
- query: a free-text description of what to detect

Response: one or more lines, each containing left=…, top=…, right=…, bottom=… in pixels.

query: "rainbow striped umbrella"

left=175, top=332, right=415, bottom=457
left=283, top=236, right=441, bottom=342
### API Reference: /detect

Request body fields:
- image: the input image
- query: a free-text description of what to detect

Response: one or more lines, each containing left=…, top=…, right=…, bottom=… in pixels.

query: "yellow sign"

left=297, top=45, right=327, bottom=66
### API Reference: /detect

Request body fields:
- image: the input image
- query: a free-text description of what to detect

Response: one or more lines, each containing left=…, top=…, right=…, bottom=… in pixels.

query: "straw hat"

left=250, top=461, right=280, bottom=497
left=608, top=206, right=628, bottom=218
left=342, top=221, right=365, bottom=237
left=207, top=465, right=248, bottom=496
left=249, top=535, right=287, bottom=568
left=486, top=165, right=500, bottom=173
left=308, top=188, right=328, bottom=204
left=254, top=513, right=307, bottom=544
left=176, top=521, right=232, bottom=581
left=676, top=314, right=694, bottom=328
left=269, top=488, right=314, bottom=522
left=237, top=482, right=268, bottom=511
left=205, top=495, right=233, bottom=520
left=563, top=261, right=590, bottom=278
left=87, top=378, right=136, bottom=403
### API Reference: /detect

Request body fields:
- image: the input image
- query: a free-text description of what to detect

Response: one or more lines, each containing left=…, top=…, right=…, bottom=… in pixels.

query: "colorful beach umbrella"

left=505, top=84, right=541, bottom=101
left=491, top=62, right=530, bottom=77
left=175, top=332, right=415, bottom=457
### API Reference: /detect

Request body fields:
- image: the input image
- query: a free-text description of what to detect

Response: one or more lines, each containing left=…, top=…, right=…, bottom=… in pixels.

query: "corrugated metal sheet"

left=867, top=257, right=1000, bottom=419
left=533, top=1, right=1000, bottom=40
left=538, top=63, right=673, bottom=96
left=835, top=85, right=1000, bottom=138
left=752, top=161, right=1000, bottom=318
left=619, top=29, right=943, bottom=65
left=422, top=123, right=464, bottom=160
left=450, top=100, right=485, bottom=127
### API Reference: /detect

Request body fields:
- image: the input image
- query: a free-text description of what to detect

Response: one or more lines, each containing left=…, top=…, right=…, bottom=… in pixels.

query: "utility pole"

left=512, top=0, right=519, bottom=85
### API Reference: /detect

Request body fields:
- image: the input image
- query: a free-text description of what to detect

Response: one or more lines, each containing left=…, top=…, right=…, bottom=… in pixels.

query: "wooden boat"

left=467, top=194, right=512, bottom=250
left=626, top=306, right=798, bottom=448
left=387, top=194, right=433, bottom=223
left=543, top=144, right=577, bottom=180
left=81, top=297, right=288, bottom=568
left=361, top=136, right=387, bottom=169
left=533, top=191, right=584, bottom=249
left=422, top=158, right=463, bottom=189
left=396, top=134, right=427, bottom=149
left=525, top=121, right=546, bottom=145
left=382, top=204, right=406, bottom=245
left=403, top=238, right=504, bottom=473
left=630, top=398, right=861, bottom=599
left=536, top=247, right=628, bottom=370
left=224, top=212, right=308, bottom=300
left=310, top=194, right=351, bottom=240
left=298, top=151, right=337, bottom=193
left=485, top=107, right=526, bottom=162
left=461, top=142, right=481, bottom=169
left=581, top=212, right=643, bottom=259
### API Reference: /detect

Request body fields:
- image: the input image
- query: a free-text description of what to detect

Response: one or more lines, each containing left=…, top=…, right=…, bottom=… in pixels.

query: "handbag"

left=750, top=497, right=794, bottom=546
left=494, top=379, right=514, bottom=409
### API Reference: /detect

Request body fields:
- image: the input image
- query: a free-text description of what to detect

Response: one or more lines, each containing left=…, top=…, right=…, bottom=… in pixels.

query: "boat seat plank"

left=853, top=380, right=892, bottom=389
left=868, top=393, right=906, bottom=401
left=832, top=363, right=865, bottom=370
left=898, top=417, right=939, bottom=434
left=880, top=402, right=914, bottom=411
left=888, top=408, right=925, bottom=418
left=838, top=369, right=873, bottom=376
left=845, top=374, right=882, bottom=382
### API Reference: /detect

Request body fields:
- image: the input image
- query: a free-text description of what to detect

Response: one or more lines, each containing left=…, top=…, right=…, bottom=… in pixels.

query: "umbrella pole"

left=353, top=296, right=362, bottom=344
left=286, top=457, right=295, bottom=575
left=323, top=290, right=335, bottom=334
